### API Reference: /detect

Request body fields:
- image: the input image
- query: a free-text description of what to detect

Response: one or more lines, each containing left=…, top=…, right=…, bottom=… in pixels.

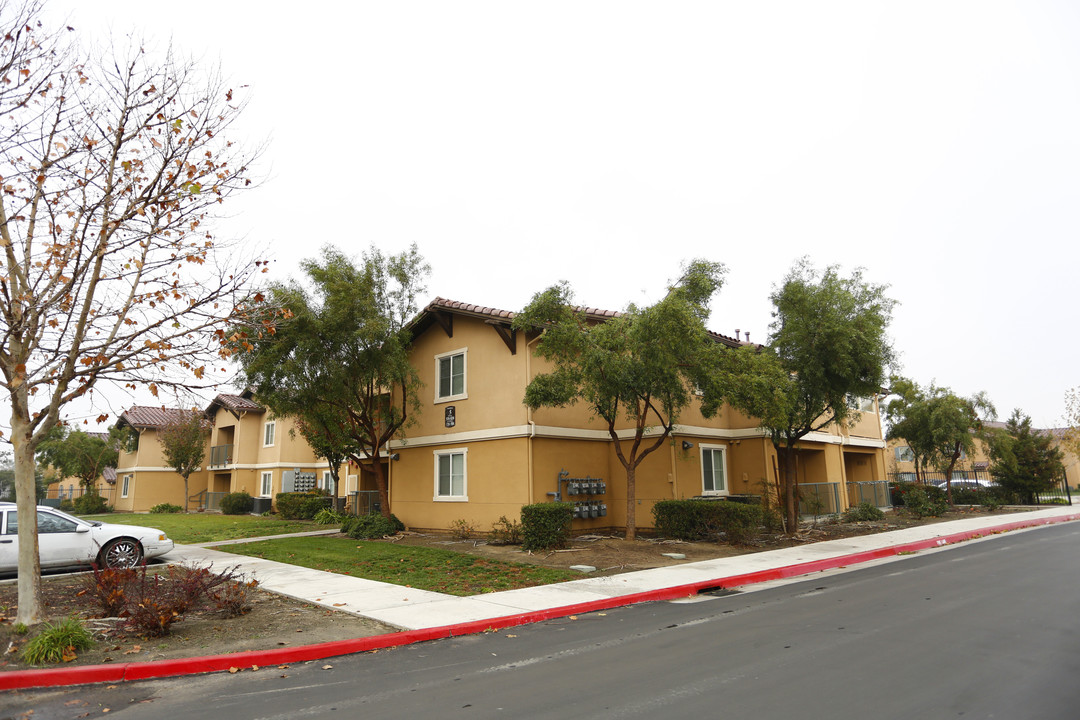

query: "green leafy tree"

left=157, top=411, right=209, bottom=512
left=237, top=244, right=429, bottom=518
left=291, top=406, right=364, bottom=499
left=36, top=427, right=119, bottom=495
left=714, top=259, right=895, bottom=533
left=987, top=410, right=1064, bottom=503
left=513, top=260, right=728, bottom=540
left=884, top=378, right=994, bottom=503
left=884, top=376, right=934, bottom=482
left=0, top=4, right=262, bottom=624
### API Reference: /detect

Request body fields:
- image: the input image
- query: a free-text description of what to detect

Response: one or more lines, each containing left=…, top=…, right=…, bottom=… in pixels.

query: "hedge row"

left=275, top=491, right=332, bottom=520
left=651, top=499, right=763, bottom=544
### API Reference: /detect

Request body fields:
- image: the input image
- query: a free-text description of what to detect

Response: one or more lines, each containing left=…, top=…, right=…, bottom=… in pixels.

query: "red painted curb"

left=3, top=511, right=1077, bottom=691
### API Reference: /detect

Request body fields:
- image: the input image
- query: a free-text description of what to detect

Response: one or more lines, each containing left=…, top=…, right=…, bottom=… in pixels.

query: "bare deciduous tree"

left=0, top=2, right=263, bottom=624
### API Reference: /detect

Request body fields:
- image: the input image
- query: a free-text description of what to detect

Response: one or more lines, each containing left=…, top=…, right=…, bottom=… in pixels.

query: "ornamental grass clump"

left=21, top=617, right=94, bottom=665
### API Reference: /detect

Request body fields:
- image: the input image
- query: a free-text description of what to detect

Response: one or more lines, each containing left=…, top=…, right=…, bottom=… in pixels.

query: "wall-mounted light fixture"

left=390, top=453, right=400, bottom=461
left=681, top=440, right=693, bottom=450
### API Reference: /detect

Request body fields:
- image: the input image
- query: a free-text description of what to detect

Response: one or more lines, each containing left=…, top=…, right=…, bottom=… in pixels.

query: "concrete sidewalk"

left=165, top=503, right=1080, bottom=632
left=4, top=504, right=1077, bottom=691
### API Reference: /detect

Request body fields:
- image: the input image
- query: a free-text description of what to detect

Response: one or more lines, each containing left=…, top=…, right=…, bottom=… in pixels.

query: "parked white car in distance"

left=0, top=502, right=174, bottom=572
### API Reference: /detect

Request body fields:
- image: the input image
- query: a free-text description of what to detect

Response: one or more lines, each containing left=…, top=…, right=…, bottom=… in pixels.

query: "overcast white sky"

left=41, top=0, right=1080, bottom=429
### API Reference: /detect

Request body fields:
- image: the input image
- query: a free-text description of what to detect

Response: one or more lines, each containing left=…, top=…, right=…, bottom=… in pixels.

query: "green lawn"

left=79, top=513, right=322, bottom=544
left=226, top=536, right=580, bottom=596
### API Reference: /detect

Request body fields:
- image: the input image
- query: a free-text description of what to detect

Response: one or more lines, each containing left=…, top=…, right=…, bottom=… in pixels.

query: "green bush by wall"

left=521, top=502, right=573, bottom=551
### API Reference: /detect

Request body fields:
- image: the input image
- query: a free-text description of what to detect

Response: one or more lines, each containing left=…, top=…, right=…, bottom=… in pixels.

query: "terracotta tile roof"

left=102, top=467, right=117, bottom=484
left=423, top=297, right=745, bottom=348
left=119, top=406, right=204, bottom=429
left=212, top=394, right=264, bottom=413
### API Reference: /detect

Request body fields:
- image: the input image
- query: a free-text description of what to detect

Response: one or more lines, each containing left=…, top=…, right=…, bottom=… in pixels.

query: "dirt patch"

left=0, top=505, right=1036, bottom=672
left=0, top=574, right=391, bottom=672
left=388, top=505, right=1034, bottom=575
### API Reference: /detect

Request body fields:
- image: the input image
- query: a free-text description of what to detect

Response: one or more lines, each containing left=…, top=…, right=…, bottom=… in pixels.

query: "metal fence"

left=348, top=491, right=381, bottom=516
left=45, top=486, right=116, bottom=504
left=798, top=482, right=841, bottom=516
left=208, top=444, right=232, bottom=468
left=887, top=470, right=994, bottom=484
left=847, top=480, right=891, bottom=508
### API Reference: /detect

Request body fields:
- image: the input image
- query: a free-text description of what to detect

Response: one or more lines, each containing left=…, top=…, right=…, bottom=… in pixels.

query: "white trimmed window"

left=435, top=348, right=467, bottom=402
left=263, top=420, right=276, bottom=447
left=319, top=470, right=333, bottom=492
left=434, top=448, right=467, bottom=501
left=895, top=446, right=915, bottom=462
left=701, top=444, right=728, bottom=495
left=346, top=474, right=358, bottom=493
left=121, top=474, right=132, bottom=498
left=260, top=471, right=273, bottom=498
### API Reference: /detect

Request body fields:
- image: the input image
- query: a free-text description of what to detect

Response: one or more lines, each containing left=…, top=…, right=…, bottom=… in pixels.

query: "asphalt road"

left=9, top=521, right=1080, bottom=720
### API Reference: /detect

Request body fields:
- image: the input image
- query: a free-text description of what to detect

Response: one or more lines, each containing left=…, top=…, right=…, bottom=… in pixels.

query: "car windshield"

left=48, top=508, right=92, bottom=527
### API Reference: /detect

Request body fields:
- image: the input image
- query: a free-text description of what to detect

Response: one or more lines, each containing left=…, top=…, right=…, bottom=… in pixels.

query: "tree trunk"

left=776, top=443, right=799, bottom=534
left=11, top=415, right=44, bottom=625
left=625, top=464, right=637, bottom=541
left=369, top=456, right=391, bottom=518
left=183, top=475, right=190, bottom=513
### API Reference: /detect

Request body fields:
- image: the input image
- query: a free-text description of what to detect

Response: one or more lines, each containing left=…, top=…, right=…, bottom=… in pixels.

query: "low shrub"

left=150, top=503, right=184, bottom=514
left=901, top=487, right=948, bottom=519
left=209, top=576, right=261, bottom=617
left=521, top=502, right=573, bottom=551
left=762, top=507, right=784, bottom=533
left=312, top=507, right=346, bottom=525
left=79, top=565, right=138, bottom=617
left=652, top=499, right=764, bottom=544
left=275, top=491, right=331, bottom=520
left=121, top=564, right=251, bottom=637
left=489, top=515, right=523, bottom=545
left=21, top=617, right=93, bottom=665
left=449, top=518, right=478, bottom=540
left=220, top=491, right=254, bottom=515
left=58, top=499, right=74, bottom=512
left=343, top=513, right=405, bottom=539
left=842, top=502, right=885, bottom=522
left=73, top=493, right=111, bottom=515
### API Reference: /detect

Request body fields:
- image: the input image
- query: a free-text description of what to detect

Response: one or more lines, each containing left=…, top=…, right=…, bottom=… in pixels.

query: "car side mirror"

left=75, top=525, right=89, bottom=534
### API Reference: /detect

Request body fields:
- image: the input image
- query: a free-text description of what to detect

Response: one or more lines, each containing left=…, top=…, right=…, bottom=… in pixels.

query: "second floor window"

left=263, top=420, right=276, bottom=447
left=895, top=446, right=914, bottom=462
left=436, top=349, right=466, bottom=401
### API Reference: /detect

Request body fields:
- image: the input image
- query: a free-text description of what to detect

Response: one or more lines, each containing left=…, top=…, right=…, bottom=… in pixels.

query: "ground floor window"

left=319, top=470, right=333, bottom=492
left=121, top=475, right=132, bottom=498
left=260, top=471, right=273, bottom=498
left=434, top=449, right=467, bottom=500
left=701, top=445, right=728, bottom=495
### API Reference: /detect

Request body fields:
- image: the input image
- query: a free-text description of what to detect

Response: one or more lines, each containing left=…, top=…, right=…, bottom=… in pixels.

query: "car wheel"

left=99, top=538, right=143, bottom=568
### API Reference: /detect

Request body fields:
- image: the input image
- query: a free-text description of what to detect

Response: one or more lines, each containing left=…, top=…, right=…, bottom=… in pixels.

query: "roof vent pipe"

left=744, top=332, right=750, bottom=342
left=735, top=328, right=740, bottom=340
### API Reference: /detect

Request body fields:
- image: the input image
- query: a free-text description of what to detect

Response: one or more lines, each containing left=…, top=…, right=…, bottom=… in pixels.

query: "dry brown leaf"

left=229, top=667, right=239, bottom=674
left=322, top=664, right=333, bottom=670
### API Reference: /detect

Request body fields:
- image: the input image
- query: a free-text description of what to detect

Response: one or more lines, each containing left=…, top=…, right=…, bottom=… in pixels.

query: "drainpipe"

left=526, top=332, right=543, bottom=505
left=668, top=436, right=679, bottom=499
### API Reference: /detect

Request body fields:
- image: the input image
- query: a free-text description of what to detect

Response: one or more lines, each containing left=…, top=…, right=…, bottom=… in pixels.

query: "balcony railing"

left=209, top=444, right=233, bottom=468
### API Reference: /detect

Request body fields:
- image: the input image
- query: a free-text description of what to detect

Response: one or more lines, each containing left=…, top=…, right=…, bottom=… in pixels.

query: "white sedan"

left=0, top=502, right=174, bottom=572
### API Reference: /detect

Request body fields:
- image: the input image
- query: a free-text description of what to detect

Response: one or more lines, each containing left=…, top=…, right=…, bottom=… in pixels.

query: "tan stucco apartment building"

left=107, top=297, right=889, bottom=529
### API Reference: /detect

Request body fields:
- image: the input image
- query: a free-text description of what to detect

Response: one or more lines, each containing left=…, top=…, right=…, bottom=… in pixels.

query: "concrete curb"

left=4, top=511, right=1078, bottom=691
